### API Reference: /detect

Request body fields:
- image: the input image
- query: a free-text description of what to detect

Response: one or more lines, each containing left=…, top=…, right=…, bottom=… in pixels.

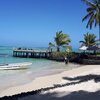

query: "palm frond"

left=82, top=0, right=100, bottom=40
left=82, top=0, right=96, bottom=7
left=82, top=12, right=93, bottom=22
left=80, top=33, right=96, bottom=46
left=86, top=13, right=95, bottom=29
left=54, top=31, right=71, bottom=51
left=87, top=7, right=96, bottom=12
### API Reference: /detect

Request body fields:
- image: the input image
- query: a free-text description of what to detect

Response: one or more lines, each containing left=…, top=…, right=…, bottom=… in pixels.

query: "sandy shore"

left=0, top=65, right=100, bottom=99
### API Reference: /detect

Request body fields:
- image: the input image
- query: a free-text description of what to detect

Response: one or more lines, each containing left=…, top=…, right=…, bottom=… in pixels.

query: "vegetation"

left=48, top=42, right=55, bottom=52
left=82, top=0, right=100, bottom=40
left=49, top=52, right=67, bottom=61
left=48, top=31, right=72, bottom=61
left=54, top=31, right=71, bottom=52
left=80, top=32, right=97, bottom=47
left=49, top=0, right=100, bottom=63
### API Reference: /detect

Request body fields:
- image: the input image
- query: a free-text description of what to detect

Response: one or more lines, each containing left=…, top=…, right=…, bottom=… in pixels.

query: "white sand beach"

left=0, top=65, right=100, bottom=100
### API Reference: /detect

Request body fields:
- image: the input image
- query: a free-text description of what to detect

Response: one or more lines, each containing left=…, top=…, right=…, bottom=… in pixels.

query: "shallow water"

left=0, top=46, right=80, bottom=92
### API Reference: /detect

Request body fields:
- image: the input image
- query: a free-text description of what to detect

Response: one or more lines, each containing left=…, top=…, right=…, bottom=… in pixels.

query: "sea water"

left=0, top=46, right=80, bottom=92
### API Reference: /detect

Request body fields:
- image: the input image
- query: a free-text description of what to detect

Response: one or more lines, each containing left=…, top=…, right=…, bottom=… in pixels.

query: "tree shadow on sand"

left=2, top=90, right=100, bottom=100
left=1, top=74, right=100, bottom=100
left=19, top=90, right=100, bottom=100
left=62, top=74, right=100, bottom=83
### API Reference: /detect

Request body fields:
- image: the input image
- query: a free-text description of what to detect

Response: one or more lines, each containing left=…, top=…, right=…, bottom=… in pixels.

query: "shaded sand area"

left=1, top=65, right=100, bottom=100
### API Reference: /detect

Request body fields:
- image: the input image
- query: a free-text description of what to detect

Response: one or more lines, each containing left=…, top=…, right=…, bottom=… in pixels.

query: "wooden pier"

left=13, top=48, right=51, bottom=58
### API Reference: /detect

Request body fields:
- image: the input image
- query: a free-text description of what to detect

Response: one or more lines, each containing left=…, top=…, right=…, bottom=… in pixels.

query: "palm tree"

left=80, top=32, right=96, bottom=47
left=55, top=31, right=71, bottom=52
left=82, top=0, right=100, bottom=40
left=48, top=42, right=55, bottom=52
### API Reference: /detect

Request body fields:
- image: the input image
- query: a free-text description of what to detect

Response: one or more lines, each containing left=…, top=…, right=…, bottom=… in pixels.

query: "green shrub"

left=51, top=52, right=67, bottom=58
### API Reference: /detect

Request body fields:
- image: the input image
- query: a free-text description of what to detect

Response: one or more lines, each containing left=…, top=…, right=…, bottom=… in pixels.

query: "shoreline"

left=0, top=62, right=80, bottom=94
left=0, top=64, right=100, bottom=97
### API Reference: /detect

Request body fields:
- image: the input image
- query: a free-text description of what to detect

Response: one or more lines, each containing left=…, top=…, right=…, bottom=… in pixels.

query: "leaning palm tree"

left=55, top=31, right=71, bottom=52
left=80, top=32, right=97, bottom=47
left=82, top=0, right=100, bottom=40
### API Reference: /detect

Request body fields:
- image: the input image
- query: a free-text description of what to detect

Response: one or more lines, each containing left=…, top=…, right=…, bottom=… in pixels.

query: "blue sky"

left=0, top=0, right=98, bottom=48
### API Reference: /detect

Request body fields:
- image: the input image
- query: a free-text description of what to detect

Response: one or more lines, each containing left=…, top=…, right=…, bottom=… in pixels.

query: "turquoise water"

left=0, top=46, right=67, bottom=71
left=0, top=46, right=80, bottom=92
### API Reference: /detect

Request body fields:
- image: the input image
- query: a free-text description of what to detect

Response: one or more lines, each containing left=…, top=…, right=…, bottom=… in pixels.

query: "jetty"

left=13, top=48, right=51, bottom=58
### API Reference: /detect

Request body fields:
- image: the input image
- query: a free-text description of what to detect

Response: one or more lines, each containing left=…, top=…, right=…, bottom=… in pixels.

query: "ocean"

left=0, top=46, right=80, bottom=92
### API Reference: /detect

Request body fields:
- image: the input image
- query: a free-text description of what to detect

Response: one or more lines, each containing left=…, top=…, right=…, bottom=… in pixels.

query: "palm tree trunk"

left=57, top=46, right=60, bottom=52
left=99, top=22, right=100, bottom=41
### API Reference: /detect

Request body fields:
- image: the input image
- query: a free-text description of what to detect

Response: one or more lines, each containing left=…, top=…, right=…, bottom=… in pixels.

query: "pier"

left=13, top=48, right=51, bottom=58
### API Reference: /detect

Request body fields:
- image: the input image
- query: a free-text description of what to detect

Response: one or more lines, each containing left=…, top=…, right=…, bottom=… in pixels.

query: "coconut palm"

left=55, top=31, right=71, bottom=52
left=82, top=0, right=100, bottom=40
left=80, top=32, right=97, bottom=47
left=48, top=42, right=55, bottom=52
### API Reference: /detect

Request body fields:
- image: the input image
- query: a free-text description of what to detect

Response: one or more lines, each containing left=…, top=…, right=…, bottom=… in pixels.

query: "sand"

left=0, top=65, right=100, bottom=99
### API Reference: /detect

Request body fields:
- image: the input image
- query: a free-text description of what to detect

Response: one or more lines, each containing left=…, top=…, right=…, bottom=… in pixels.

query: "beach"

left=0, top=64, right=100, bottom=100
left=0, top=0, right=99, bottom=99
left=0, top=62, right=80, bottom=97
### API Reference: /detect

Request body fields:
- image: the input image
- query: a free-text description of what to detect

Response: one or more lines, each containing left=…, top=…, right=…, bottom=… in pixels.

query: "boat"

left=0, top=62, right=32, bottom=70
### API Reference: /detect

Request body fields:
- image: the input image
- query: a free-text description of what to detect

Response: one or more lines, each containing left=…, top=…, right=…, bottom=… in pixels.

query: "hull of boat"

left=0, top=62, right=32, bottom=70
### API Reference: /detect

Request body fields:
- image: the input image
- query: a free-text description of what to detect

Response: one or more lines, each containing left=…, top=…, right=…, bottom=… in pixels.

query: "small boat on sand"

left=0, top=62, right=32, bottom=70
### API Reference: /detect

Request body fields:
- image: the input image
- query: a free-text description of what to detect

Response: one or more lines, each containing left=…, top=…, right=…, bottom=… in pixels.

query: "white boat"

left=0, top=62, right=32, bottom=70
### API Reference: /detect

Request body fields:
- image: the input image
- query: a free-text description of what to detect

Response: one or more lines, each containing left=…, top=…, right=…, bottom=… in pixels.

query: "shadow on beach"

left=19, top=90, right=100, bottom=100
left=63, top=74, right=100, bottom=83
left=1, top=90, right=100, bottom=100
left=1, top=74, right=100, bottom=100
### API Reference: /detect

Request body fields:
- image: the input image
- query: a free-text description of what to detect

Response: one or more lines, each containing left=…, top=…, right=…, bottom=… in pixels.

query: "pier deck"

left=13, top=48, right=50, bottom=58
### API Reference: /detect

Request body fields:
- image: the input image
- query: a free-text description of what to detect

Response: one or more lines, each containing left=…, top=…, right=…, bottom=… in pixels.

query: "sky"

left=0, top=0, right=98, bottom=48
